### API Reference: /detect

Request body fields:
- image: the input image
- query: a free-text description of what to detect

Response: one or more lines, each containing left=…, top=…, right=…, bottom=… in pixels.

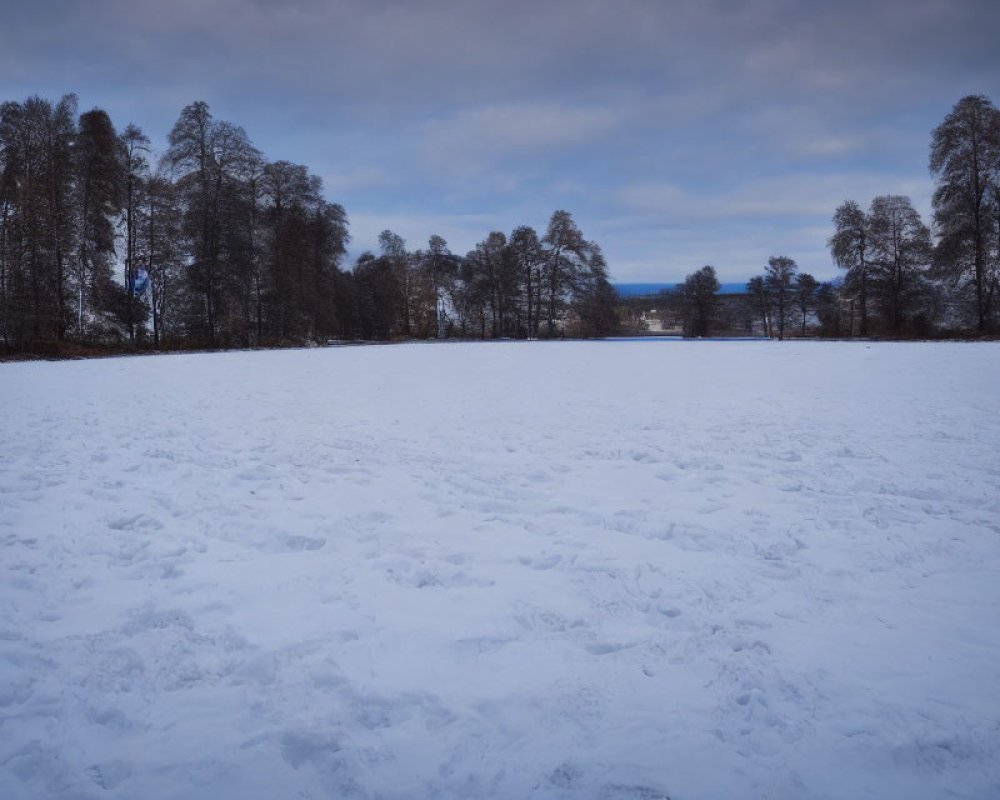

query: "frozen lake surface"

left=1, top=340, right=999, bottom=799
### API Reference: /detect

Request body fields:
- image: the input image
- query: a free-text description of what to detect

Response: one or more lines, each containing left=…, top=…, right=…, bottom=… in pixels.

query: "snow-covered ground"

left=1, top=340, right=998, bottom=799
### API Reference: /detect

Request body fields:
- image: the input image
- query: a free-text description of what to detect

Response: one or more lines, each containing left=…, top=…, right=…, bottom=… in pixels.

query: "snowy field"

left=1, top=340, right=999, bottom=800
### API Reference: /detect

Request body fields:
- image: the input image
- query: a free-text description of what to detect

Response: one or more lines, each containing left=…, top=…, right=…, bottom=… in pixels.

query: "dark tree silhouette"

left=930, top=94, right=1000, bottom=331
left=677, top=265, right=720, bottom=337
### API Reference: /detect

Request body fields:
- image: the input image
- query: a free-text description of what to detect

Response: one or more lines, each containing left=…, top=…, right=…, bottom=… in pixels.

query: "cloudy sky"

left=3, top=0, right=998, bottom=282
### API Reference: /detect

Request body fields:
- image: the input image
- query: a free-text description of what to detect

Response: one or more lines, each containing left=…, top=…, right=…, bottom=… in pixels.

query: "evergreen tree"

left=677, top=265, right=720, bottom=337
left=0, top=95, right=78, bottom=346
left=119, top=123, right=150, bottom=341
left=77, top=108, right=130, bottom=340
left=764, top=256, right=798, bottom=340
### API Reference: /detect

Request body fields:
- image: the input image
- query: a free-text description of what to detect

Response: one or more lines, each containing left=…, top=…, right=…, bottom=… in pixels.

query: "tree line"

left=755, top=96, right=1000, bottom=339
left=636, top=94, right=1000, bottom=339
left=0, top=95, right=617, bottom=354
left=4, top=92, right=997, bottom=352
left=355, top=211, right=616, bottom=341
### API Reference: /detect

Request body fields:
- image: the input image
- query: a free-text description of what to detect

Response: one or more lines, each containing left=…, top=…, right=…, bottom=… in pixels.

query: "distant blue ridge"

left=614, top=282, right=747, bottom=297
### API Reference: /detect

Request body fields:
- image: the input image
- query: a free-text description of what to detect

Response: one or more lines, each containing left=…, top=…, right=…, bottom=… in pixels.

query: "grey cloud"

left=2, top=0, right=995, bottom=283
left=618, top=173, right=934, bottom=222
left=6, top=1, right=997, bottom=128
left=416, top=102, right=621, bottom=182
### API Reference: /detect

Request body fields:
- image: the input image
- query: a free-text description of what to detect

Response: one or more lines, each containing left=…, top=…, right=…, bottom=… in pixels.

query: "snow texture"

left=1, top=340, right=998, bottom=799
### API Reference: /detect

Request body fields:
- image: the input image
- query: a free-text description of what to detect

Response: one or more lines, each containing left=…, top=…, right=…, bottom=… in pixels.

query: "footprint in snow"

left=518, top=553, right=562, bottom=570
left=107, top=513, right=163, bottom=532
left=598, top=784, right=672, bottom=800
left=584, top=641, right=633, bottom=656
left=279, top=730, right=342, bottom=769
left=282, top=535, right=326, bottom=552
